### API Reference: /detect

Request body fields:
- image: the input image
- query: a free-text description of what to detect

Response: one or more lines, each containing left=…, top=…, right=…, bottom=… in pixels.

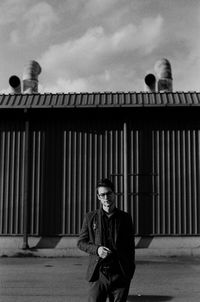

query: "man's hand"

left=97, top=246, right=111, bottom=259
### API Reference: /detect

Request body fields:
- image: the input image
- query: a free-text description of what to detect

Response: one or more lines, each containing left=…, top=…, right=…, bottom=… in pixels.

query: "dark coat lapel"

left=96, top=209, right=102, bottom=245
left=114, top=209, right=121, bottom=245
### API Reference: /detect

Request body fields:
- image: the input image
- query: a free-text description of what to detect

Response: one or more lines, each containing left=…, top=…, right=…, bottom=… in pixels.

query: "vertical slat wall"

left=0, top=122, right=25, bottom=234
left=152, top=129, right=200, bottom=235
left=0, top=118, right=125, bottom=236
left=129, top=129, right=140, bottom=234
left=0, top=122, right=44, bottom=236
left=1, top=116, right=200, bottom=236
left=29, top=130, right=44, bottom=235
left=61, top=120, right=124, bottom=235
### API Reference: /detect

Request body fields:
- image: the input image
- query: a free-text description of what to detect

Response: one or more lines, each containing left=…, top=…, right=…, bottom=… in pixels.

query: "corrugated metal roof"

left=0, top=92, right=200, bottom=109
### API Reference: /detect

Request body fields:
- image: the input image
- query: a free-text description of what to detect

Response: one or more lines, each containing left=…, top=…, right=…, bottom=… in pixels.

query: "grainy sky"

left=0, top=0, right=200, bottom=93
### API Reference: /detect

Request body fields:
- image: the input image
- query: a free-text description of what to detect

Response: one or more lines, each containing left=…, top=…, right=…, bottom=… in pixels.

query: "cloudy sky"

left=0, top=0, right=200, bottom=93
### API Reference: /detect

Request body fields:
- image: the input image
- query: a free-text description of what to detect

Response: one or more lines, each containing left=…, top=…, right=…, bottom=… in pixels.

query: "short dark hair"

left=96, top=178, right=115, bottom=193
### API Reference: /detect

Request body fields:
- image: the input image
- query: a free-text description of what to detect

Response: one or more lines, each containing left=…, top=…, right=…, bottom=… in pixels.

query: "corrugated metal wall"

left=0, top=112, right=200, bottom=236
left=152, top=129, right=200, bottom=235
left=128, top=125, right=200, bottom=235
left=61, top=119, right=125, bottom=235
left=0, top=121, right=25, bottom=234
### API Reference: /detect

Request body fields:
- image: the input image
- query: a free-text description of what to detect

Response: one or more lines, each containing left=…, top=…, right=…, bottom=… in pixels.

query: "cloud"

left=41, top=68, right=138, bottom=94
left=3, top=1, right=58, bottom=44
left=171, top=2, right=200, bottom=91
left=10, top=29, right=20, bottom=44
left=40, top=77, right=88, bottom=93
left=39, top=15, right=163, bottom=92
left=174, top=41, right=200, bottom=91
left=83, top=0, right=117, bottom=17
left=1, top=0, right=200, bottom=93
left=111, top=16, right=163, bottom=53
left=23, top=2, right=58, bottom=40
left=41, top=69, right=118, bottom=93
left=0, top=0, right=28, bottom=26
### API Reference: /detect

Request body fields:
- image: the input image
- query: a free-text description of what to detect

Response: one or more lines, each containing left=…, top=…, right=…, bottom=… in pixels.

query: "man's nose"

left=105, top=196, right=111, bottom=201
left=103, top=196, right=109, bottom=200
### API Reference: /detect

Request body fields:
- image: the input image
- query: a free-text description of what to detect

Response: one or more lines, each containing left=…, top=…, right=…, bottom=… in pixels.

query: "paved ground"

left=0, top=255, right=200, bottom=302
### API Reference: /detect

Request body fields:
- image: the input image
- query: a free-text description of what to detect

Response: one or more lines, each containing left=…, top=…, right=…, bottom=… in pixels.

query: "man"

left=77, top=178, right=135, bottom=302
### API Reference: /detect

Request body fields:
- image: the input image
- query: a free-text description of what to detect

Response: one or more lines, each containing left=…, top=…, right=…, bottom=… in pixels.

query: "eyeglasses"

left=98, top=191, right=113, bottom=199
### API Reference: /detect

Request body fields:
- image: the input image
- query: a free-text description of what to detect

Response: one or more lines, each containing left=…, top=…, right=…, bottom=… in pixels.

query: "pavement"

left=0, top=255, right=200, bottom=302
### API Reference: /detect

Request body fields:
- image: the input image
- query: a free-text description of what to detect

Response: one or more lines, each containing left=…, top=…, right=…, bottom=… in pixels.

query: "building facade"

left=0, top=92, right=200, bottom=251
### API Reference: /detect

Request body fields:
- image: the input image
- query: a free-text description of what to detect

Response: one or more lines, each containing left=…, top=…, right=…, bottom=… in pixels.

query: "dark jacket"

left=77, top=208, right=135, bottom=282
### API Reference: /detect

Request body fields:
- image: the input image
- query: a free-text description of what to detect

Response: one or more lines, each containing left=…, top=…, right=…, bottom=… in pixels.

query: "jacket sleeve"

left=77, top=213, right=99, bottom=255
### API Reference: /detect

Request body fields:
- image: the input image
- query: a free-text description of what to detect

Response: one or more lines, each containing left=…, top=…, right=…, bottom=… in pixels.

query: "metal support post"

left=123, top=122, right=128, bottom=212
left=22, top=113, right=30, bottom=249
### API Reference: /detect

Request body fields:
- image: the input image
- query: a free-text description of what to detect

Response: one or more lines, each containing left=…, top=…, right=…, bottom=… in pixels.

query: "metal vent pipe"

left=154, top=58, right=173, bottom=92
left=9, top=75, right=21, bottom=94
left=23, top=60, right=42, bottom=93
left=144, top=73, right=156, bottom=92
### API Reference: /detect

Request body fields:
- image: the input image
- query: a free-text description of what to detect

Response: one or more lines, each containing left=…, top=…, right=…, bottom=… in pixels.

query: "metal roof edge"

left=0, top=91, right=200, bottom=109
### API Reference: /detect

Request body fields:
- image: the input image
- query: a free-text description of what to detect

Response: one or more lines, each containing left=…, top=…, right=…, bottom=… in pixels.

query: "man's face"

left=97, top=186, right=115, bottom=213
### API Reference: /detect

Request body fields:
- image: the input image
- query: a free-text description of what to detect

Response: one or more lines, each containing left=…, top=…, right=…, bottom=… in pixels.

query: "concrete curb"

left=1, top=247, right=200, bottom=258
left=0, top=236, right=200, bottom=257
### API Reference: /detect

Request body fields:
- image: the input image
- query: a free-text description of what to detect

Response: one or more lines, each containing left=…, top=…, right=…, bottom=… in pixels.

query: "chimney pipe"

left=154, top=58, right=173, bottom=92
left=23, top=60, right=42, bottom=93
left=144, top=73, right=156, bottom=92
left=9, top=75, right=21, bottom=94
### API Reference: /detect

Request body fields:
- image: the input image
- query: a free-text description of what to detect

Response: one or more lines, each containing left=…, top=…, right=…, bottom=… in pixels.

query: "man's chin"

left=104, top=204, right=114, bottom=213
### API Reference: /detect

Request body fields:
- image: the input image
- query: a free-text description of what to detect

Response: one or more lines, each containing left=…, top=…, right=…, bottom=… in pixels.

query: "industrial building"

left=0, top=59, right=200, bottom=255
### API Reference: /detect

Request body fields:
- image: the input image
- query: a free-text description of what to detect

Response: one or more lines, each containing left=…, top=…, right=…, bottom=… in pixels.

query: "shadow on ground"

left=128, top=295, right=173, bottom=301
